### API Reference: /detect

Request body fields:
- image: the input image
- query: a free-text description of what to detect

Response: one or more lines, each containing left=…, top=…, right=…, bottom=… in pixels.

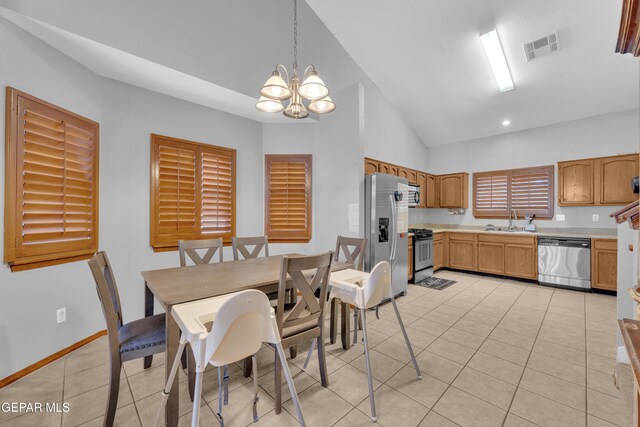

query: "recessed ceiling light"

left=502, top=120, right=511, bottom=126
left=480, top=28, right=514, bottom=93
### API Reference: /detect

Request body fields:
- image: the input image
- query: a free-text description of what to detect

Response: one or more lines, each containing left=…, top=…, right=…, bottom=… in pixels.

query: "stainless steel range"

left=409, top=228, right=434, bottom=282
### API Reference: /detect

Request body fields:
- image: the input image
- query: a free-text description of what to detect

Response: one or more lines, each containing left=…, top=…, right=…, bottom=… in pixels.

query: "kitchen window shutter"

left=265, top=154, right=312, bottom=243
left=150, top=135, right=235, bottom=251
left=4, top=88, right=99, bottom=271
left=472, top=165, right=554, bottom=219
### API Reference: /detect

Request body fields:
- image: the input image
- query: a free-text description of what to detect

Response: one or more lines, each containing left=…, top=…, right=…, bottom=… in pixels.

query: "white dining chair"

left=153, top=289, right=306, bottom=427
left=304, top=261, right=422, bottom=422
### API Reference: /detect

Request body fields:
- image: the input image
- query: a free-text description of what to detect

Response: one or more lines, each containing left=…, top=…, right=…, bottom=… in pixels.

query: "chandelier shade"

left=299, top=71, right=329, bottom=100
left=259, top=72, right=292, bottom=100
left=256, top=96, right=285, bottom=113
left=255, top=0, right=335, bottom=119
left=308, top=96, right=336, bottom=114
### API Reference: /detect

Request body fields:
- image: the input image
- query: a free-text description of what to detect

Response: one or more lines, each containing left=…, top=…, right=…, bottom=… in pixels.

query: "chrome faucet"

left=509, top=209, right=518, bottom=231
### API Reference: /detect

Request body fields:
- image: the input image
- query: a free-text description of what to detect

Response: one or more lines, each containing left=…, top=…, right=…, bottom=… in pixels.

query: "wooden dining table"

left=142, top=254, right=352, bottom=427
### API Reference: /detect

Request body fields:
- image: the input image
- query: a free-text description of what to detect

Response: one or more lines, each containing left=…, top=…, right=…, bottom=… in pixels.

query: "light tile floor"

left=0, top=270, right=632, bottom=427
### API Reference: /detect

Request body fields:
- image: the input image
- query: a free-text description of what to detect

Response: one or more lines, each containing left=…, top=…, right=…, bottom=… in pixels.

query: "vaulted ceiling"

left=306, top=0, right=639, bottom=145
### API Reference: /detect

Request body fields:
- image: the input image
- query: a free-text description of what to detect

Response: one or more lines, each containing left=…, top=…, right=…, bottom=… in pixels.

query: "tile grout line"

left=499, top=286, right=556, bottom=427
left=404, top=275, right=533, bottom=426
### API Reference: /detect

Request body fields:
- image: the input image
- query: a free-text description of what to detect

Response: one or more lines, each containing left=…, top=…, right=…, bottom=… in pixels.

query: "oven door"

left=414, top=238, right=433, bottom=271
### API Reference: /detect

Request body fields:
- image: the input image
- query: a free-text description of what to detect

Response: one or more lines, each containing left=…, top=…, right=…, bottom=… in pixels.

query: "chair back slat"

left=179, top=239, right=223, bottom=266
left=232, top=236, right=269, bottom=261
left=88, top=252, right=123, bottom=338
left=334, top=236, right=367, bottom=271
left=276, top=252, right=333, bottom=335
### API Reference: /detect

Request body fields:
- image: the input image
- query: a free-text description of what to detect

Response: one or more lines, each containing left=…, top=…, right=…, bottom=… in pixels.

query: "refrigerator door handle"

left=389, top=194, right=397, bottom=264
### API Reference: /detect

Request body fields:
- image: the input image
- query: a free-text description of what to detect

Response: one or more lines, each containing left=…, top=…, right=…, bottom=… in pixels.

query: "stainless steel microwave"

left=408, top=184, right=420, bottom=207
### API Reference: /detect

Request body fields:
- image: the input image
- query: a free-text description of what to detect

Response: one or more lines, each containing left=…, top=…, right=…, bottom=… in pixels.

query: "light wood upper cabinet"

left=439, top=173, right=469, bottom=208
left=408, top=170, right=418, bottom=185
left=559, top=159, right=595, bottom=205
left=397, top=167, right=410, bottom=181
left=592, top=239, right=617, bottom=291
left=379, top=162, right=398, bottom=176
left=600, top=155, right=639, bottom=205
left=426, top=174, right=438, bottom=208
left=417, top=173, right=428, bottom=208
left=364, top=158, right=379, bottom=175
left=559, top=154, right=638, bottom=206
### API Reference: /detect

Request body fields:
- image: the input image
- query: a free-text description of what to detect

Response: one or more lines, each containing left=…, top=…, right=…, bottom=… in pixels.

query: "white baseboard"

left=618, top=345, right=630, bottom=364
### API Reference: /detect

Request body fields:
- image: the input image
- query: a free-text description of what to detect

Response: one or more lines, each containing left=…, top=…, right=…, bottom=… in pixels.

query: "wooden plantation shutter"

left=150, top=135, right=235, bottom=251
left=510, top=166, right=554, bottom=218
left=4, top=88, right=99, bottom=271
left=473, top=171, right=509, bottom=218
left=472, top=165, right=554, bottom=219
left=265, top=154, right=312, bottom=243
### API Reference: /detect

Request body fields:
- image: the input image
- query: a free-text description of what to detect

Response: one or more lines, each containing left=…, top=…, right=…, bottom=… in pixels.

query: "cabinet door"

left=439, top=174, right=468, bottom=208
left=426, top=174, right=438, bottom=208
left=504, top=244, right=537, bottom=279
left=592, top=239, right=617, bottom=291
left=599, top=154, right=639, bottom=205
left=433, top=240, right=443, bottom=270
left=408, top=170, right=418, bottom=185
left=364, top=158, right=379, bottom=175
left=477, top=242, right=505, bottom=275
left=559, top=160, right=594, bottom=205
left=449, top=239, right=475, bottom=271
left=408, top=240, right=413, bottom=280
left=397, top=167, right=410, bottom=181
left=417, top=173, right=428, bottom=208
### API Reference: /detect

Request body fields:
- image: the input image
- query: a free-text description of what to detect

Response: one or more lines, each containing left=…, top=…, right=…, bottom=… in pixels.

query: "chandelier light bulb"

left=299, top=71, right=329, bottom=100
left=308, top=96, right=336, bottom=114
left=256, top=96, right=285, bottom=113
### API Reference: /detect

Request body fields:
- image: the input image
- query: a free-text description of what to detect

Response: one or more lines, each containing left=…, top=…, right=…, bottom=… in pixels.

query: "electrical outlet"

left=592, top=214, right=599, bottom=222
left=56, top=307, right=66, bottom=324
left=556, top=214, right=566, bottom=221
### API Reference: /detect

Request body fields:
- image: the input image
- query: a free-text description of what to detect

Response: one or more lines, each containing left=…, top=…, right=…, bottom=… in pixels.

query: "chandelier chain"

left=293, top=0, right=298, bottom=74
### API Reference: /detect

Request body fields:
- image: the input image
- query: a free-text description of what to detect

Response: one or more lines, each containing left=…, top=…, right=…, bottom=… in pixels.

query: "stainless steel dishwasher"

left=538, top=237, right=591, bottom=290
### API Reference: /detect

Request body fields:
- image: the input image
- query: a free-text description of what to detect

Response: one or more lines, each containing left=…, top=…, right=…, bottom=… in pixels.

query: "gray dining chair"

left=88, top=251, right=166, bottom=427
left=232, top=236, right=269, bottom=260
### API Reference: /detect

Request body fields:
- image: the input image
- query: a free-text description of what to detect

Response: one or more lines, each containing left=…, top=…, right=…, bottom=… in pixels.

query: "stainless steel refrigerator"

left=364, top=173, right=409, bottom=297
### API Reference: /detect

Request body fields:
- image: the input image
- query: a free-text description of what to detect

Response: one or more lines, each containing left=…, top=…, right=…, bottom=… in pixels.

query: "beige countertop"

left=411, top=224, right=617, bottom=240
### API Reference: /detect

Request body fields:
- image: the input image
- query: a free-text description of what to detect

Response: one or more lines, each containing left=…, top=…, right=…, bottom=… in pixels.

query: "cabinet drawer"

left=434, top=233, right=444, bottom=242
left=448, top=232, right=476, bottom=242
left=592, top=239, right=616, bottom=250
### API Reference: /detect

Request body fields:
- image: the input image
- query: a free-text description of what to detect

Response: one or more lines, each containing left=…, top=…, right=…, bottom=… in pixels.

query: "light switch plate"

left=556, top=214, right=566, bottom=221
left=592, top=214, right=599, bottom=221
left=57, top=307, right=66, bottom=324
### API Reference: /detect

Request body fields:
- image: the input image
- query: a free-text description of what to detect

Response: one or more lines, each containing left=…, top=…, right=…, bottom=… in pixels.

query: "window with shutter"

left=265, top=154, right=312, bottom=243
left=4, top=87, right=99, bottom=271
left=150, top=134, right=235, bottom=251
left=473, top=165, right=554, bottom=219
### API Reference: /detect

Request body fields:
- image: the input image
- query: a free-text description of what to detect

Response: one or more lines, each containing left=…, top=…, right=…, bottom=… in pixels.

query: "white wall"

left=0, top=19, right=104, bottom=378
left=410, top=110, right=639, bottom=229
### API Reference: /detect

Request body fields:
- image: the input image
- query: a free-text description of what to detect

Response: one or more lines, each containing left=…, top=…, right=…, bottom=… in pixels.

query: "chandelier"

left=256, top=0, right=336, bottom=119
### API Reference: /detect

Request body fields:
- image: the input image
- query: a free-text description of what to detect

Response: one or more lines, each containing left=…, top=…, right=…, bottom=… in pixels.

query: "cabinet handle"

left=629, top=244, right=634, bottom=252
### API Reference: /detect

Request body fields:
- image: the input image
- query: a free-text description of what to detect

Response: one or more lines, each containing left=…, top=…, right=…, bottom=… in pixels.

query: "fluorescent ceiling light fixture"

left=480, top=28, right=514, bottom=93
left=502, top=119, right=511, bottom=126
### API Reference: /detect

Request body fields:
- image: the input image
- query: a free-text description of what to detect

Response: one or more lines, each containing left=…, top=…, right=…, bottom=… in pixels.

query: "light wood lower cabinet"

left=408, top=238, right=413, bottom=281
left=438, top=232, right=537, bottom=280
left=592, top=239, right=618, bottom=291
left=448, top=233, right=476, bottom=271
left=433, top=233, right=444, bottom=271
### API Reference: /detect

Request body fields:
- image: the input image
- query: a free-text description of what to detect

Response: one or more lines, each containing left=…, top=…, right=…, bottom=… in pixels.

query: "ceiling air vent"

left=523, top=31, right=559, bottom=62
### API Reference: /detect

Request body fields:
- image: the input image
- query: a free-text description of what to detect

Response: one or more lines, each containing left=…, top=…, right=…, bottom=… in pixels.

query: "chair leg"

left=181, top=346, right=188, bottom=369
left=223, top=365, right=229, bottom=405
left=317, top=326, right=329, bottom=387
left=329, top=299, right=338, bottom=344
left=361, top=309, right=377, bottom=422
left=104, top=357, right=121, bottom=427
left=391, top=298, right=422, bottom=379
left=188, top=345, right=196, bottom=402
left=276, top=343, right=306, bottom=427
left=153, top=341, right=187, bottom=427
left=215, top=366, right=225, bottom=427
left=353, top=309, right=359, bottom=345
left=191, top=370, right=204, bottom=427
left=274, top=346, right=283, bottom=414
left=340, top=302, right=351, bottom=350
left=289, top=345, right=298, bottom=359
left=252, top=354, right=259, bottom=423
left=302, top=340, right=316, bottom=369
